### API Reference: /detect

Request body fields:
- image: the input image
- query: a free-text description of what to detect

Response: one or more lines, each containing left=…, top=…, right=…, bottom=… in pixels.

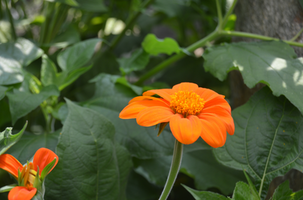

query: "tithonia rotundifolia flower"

left=0, top=148, right=59, bottom=200
left=119, top=82, right=234, bottom=147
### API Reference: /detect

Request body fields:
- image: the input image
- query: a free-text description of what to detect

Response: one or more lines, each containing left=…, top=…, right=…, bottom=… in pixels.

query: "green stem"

left=221, top=30, right=303, bottom=48
left=159, top=139, right=183, bottom=200
left=290, top=27, right=303, bottom=42
left=4, top=0, right=17, bottom=40
left=135, top=30, right=220, bottom=85
left=221, top=0, right=238, bottom=28
left=110, top=0, right=155, bottom=50
left=215, top=0, right=223, bottom=29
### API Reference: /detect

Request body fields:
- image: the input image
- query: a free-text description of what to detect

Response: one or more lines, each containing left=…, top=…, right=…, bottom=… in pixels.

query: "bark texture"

left=230, top=1, right=303, bottom=199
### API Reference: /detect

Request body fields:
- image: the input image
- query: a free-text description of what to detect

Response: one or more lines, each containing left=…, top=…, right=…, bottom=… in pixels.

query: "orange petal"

left=204, top=95, right=231, bottom=113
left=199, top=117, right=227, bottom=148
left=119, top=99, right=169, bottom=119
left=143, top=89, right=173, bottom=102
left=8, top=186, right=36, bottom=200
left=0, top=154, right=23, bottom=178
left=200, top=107, right=235, bottom=135
left=136, top=106, right=174, bottom=126
left=195, top=88, right=224, bottom=103
left=128, top=96, right=169, bottom=106
left=172, top=82, right=198, bottom=92
left=33, top=148, right=58, bottom=175
left=169, top=114, right=202, bottom=145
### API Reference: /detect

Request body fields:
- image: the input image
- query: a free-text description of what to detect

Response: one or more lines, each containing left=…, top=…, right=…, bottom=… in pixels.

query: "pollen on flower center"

left=170, top=91, right=205, bottom=116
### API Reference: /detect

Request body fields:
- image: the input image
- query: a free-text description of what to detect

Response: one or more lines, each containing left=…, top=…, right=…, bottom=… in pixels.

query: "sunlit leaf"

left=142, top=34, right=181, bottom=56
left=45, top=100, right=132, bottom=200
left=203, top=41, right=303, bottom=114
left=213, top=87, right=303, bottom=199
left=0, top=122, right=27, bottom=155
left=183, top=185, right=228, bottom=200
left=0, top=38, right=43, bottom=85
left=6, top=85, right=59, bottom=124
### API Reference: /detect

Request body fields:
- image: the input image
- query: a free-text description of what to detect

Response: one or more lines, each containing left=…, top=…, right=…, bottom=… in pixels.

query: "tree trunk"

left=230, top=0, right=303, bottom=199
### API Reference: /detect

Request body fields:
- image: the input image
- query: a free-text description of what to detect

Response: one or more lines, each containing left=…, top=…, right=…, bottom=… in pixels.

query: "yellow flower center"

left=21, top=162, right=37, bottom=188
left=170, top=91, right=205, bottom=116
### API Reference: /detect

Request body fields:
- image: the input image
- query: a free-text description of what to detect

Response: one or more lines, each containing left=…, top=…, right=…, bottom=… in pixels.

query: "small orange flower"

left=0, top=148, right=58, bottom=200
left=119, top=82, right=234, bottom=147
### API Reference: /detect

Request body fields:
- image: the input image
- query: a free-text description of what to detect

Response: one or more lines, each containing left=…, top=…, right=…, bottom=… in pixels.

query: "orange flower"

left=0, top=148, right=58, bottom=200
left=119, top=82, right=234, bottom=147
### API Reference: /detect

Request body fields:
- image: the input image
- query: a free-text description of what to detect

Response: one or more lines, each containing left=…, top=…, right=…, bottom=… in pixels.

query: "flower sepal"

left=40, top=157, right=57, bottom=181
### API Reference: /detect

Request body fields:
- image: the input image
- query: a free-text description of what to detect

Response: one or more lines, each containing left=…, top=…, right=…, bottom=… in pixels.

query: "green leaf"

left=118, top=49, right=150, bottom=74
left=85, top=73, right=175, bottom=159
left=183, top=185, right=228, bottom=200
left=0, top=86, right=7, bottom=101
left=232, top=181, right=259, bottom=200
left=134, top=150, right=245, bottom=195
left=6, top=130, right=60, bottom=164
left=45, top=0, right=78, bottom=7
left=299, top=0, right=303, bottom=10
left=142, top=34, right=181, bottom=56
left=48, top=25, right=81, bottom=48
left=0, top=184, right=17, bottom=193
left=6, top=85, right=59, bottom=124
left=243, top=171, right=259, bottom=200
left=57, top=38, right=101, bottom=72
left=45, top=100, right=132, bottom=200
left=203, top=41, right=303, bottom=114
left=270, top=180, right=292, bottom=200
left=0, top=122, right=27, bottom=155
left=41, top=55, right=92, bottom=91
left=126, top=170, right=161, bottom=200
left=213, top=87, right=303, bottom=199
left=0, top=38, right=43, bottom=85
left=270, top=180, right=303, bottom=200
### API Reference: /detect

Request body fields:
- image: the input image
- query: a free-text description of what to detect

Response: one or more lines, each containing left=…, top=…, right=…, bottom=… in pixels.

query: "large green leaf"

left=57, top=38, right=101, bottom=72
left=213, top=87, right=303, bottom=199
left=142, top=34, right=181, bottom=56
left=6, top=130, right=60, bottom=164
left=45, top=100, right=132, bottom=200
left=6, top=85, right=59, bottom=124
left=84, top=73, right=176, bottom=159
left=0, top=38, right=43, bottom=85
left=134, top=150, right=245, bottom=195
left=203, top=41, right=303, bottom=114
left=0, top=122, right=27, bottom=155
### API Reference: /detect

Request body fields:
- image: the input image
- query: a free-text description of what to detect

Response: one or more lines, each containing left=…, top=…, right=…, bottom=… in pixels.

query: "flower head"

left=0, top=148, right=58, bottom=200
left=119, top=82, right=234, bottom=147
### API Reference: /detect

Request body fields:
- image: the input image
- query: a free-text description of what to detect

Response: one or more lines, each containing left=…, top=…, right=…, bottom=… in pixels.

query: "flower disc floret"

left=170, top=91, right=205, bottom=116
